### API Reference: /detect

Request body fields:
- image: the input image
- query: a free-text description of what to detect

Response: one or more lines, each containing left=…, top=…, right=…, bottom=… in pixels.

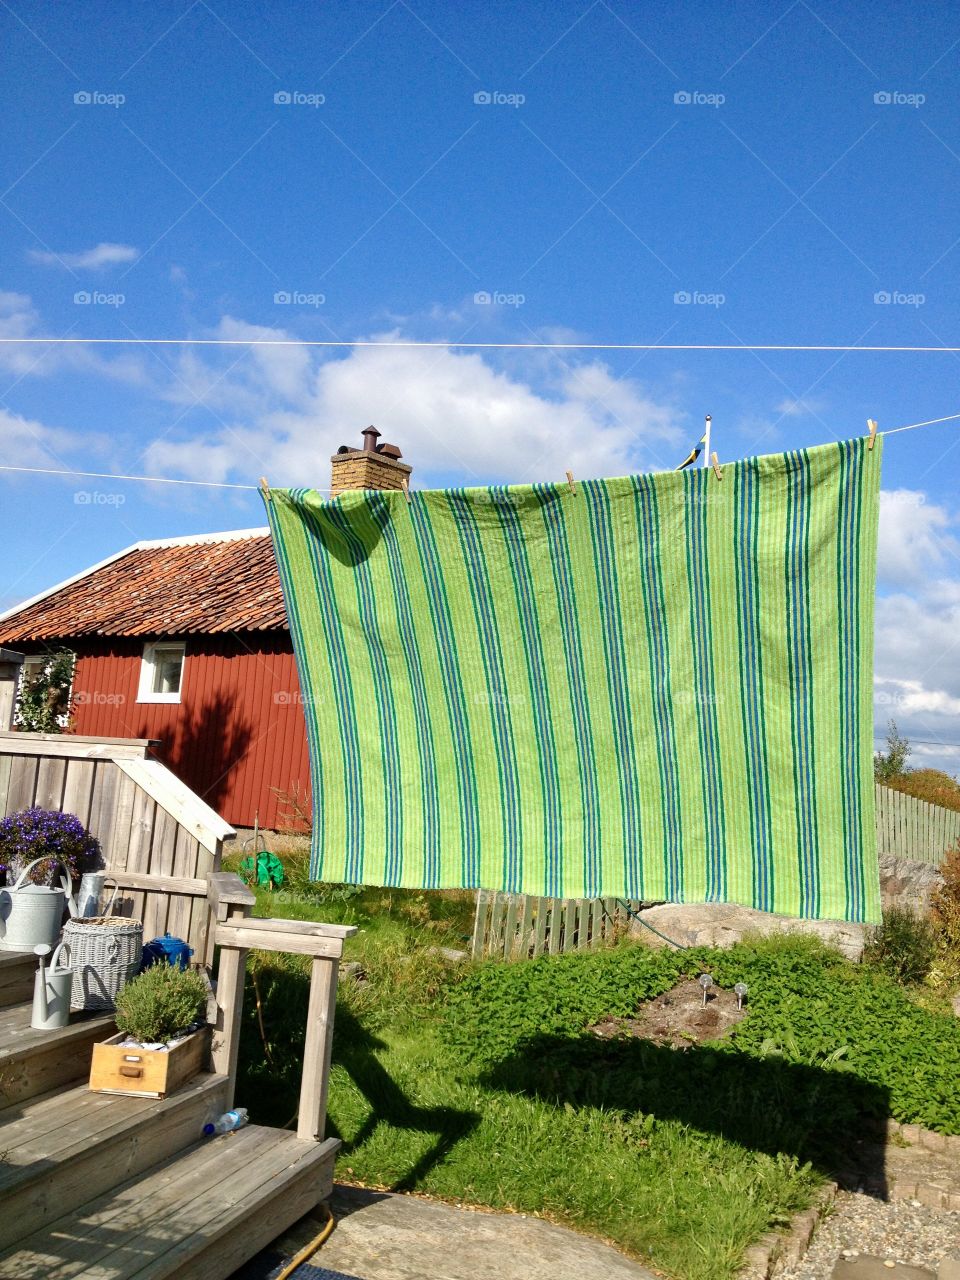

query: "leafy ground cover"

left=231, top=863, right=960, bottom=1280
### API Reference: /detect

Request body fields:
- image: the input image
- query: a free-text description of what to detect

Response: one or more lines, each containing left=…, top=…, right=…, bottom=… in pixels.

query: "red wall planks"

left=59, top=632, right=311, bottom=830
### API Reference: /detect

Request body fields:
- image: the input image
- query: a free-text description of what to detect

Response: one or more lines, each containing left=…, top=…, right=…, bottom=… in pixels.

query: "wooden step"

left=0, top=949, right=35, bottom=1008
left=0, top=1003, right=115, bottom=1110
left=0, top=1072, right=231, bottom=1250
left=0, top=1125, right=340, bottom=1279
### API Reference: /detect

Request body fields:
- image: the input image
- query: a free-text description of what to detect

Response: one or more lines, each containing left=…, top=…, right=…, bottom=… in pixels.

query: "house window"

left=137, top=642, right=185, bottom=704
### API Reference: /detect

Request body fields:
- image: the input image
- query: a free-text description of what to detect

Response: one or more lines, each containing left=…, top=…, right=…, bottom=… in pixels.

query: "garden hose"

left=274, top=1202, right=336, bottom=1280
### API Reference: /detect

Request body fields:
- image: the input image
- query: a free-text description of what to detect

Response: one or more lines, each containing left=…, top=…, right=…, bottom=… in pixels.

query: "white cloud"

left=878, top=489, right=959, bottom=588
left=0, top=290, right=148, bottom=385
left=144, top=319, right=686, bottom=487
left=0, top=406, right=108, bottom=470
left=27, top=243, right=139, bottom=271
left=874, top=488, right=960, bottom=774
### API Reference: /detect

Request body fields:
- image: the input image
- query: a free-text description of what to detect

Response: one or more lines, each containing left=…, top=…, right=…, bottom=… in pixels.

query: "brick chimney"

left=330, top=426, right=412, bottom=496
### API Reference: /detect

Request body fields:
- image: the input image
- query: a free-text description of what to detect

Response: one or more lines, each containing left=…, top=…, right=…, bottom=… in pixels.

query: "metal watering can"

left=31, top=942, right=72, bottom=1030
left=0, top=857, right=77, bottom=951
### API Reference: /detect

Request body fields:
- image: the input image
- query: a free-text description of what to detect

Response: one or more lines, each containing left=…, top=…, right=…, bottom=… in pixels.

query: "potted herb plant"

left=90, top=962, right=211, bottom=1098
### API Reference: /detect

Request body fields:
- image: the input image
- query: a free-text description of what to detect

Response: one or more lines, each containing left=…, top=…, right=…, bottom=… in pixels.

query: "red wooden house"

left=0, top=428, right=412, bottom=830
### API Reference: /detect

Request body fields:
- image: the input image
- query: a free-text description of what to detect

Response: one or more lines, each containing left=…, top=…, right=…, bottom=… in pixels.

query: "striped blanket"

left=264, top=437, right=882, bottom=922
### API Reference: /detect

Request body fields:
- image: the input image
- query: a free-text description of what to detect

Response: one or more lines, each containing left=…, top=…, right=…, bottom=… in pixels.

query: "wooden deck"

left=0, top=1126, right=339, bottom=1279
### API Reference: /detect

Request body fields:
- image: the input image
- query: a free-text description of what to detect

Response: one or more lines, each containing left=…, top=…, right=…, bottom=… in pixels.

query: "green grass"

left=232, top=867, right=960, bottom=1280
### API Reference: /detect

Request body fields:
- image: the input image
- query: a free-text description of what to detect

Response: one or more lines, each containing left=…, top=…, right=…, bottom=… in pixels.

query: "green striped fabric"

left=264, top=437, right=882, bottom=923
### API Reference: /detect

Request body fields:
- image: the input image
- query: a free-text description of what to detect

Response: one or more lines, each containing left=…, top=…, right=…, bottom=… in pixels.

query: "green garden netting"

left=264, top=437, right=882, bottom=922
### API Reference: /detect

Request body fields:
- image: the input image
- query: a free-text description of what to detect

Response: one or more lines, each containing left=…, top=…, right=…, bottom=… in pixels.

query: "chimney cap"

left=379, top=442, right=403, bottom=460
left=361, top=425, right=381, bottom=452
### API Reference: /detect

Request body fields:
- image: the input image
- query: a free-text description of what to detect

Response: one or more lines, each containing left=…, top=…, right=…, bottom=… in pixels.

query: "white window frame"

left=137, top=641, right=186, bottom=704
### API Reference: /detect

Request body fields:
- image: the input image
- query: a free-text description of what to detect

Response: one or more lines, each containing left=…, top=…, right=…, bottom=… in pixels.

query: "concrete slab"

left=831, top=1257, right=935, bottom=1280
left=241, top=1184, right=656, bottom=1280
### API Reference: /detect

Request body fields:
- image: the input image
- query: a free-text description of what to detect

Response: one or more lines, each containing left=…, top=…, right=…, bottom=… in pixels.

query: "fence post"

left=297, top=955, right=340, bottom=1142
left=207, top=873, right=256, bottom=1108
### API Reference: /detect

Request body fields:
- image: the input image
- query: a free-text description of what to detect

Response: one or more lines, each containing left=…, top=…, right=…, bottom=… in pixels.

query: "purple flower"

left=0, top=808, right=102, bottom=886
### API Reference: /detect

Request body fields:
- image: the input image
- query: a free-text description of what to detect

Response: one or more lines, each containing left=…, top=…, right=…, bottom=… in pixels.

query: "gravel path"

left=781, top=1192, right=960, bottom=1280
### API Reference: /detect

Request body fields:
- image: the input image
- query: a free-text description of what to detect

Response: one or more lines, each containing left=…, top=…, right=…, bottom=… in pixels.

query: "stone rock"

left=427, top=947, right=469, bottom=964
left=951, top=993, right=960, bottom=1019
left=341, top=961, right=365, bottom=981
left=878, top=854, right=944, bottom=915
left=629, top=902, right=867, bottom=961
left=938, top=1257, right=960, bottom=1280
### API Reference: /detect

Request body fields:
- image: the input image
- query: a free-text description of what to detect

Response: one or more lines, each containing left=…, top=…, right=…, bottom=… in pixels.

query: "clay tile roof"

left=0, top=529, right=288, bottom=642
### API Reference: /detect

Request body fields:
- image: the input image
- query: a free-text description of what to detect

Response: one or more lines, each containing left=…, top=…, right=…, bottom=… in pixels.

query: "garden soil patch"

left=590, top=979, right=747, bottom=1048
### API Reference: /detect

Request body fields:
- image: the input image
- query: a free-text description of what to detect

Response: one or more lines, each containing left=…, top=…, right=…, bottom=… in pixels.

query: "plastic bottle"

left=203, top=1108, right=249, bottom=1137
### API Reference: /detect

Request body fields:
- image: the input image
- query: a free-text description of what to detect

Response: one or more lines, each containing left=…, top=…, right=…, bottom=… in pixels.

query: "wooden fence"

left=0, top=731, right=235, bottom=964
left=472, top=892, right=641, bottom=960
left=876, top=782, right=960, bottom=866
left=476, top=788, right=960, bottom=960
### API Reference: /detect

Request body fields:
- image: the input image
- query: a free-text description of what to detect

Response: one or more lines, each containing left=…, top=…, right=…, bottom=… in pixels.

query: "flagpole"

left=702, top=414, right=712, bottom=468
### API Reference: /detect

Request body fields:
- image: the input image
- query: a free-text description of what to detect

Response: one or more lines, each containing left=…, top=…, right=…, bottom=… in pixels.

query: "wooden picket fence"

left=876, top=782, right=960, bottom=866
left=475, top=788, right=960, bottom=961
left=471, top=892, right=641, bottom=961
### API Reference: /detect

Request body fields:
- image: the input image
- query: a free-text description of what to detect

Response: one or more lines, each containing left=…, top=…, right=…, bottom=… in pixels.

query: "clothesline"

left=0, top=409, right=956, bottom=493
left=6, top=337, right=960, bottom=352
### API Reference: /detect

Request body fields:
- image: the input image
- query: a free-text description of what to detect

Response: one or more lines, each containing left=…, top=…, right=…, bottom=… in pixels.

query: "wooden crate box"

left=90, top=1025, right=210, bottom=1098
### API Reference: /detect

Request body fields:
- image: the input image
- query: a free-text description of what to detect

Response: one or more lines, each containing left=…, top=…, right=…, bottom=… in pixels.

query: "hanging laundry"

left=264, top=437, right=881, bottom=923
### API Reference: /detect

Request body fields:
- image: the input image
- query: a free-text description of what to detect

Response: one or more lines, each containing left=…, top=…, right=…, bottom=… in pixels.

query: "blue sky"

left=1, top=0, right=959, bottom=771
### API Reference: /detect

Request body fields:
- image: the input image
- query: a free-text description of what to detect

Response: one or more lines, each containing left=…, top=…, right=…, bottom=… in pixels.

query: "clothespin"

left=710, top=452, right=723, bottom=481
left=867, top=419, right=878, bottom=451
left=401, top=477, right=412, bottom=505
left=259, top=476, right=272, bottom=502
left=565, top=469, right=577, bottom=496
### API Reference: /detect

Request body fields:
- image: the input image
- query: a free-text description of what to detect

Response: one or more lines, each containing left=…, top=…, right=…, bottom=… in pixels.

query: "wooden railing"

left=0, top=731, right=236, bottom=963
left=207, top=872, right=355, bottom=1139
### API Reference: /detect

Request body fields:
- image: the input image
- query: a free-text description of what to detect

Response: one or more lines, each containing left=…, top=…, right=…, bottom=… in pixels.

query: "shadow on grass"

left=236, top=967, right=479, bottom=1192
left=331, top=1006, right=479, bottom=1192
left=483, top=1031, right=891, bottom=1195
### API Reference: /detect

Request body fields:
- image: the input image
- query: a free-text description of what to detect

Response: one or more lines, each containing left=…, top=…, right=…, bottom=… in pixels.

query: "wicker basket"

left=63, top=902, right=143, bottom=1012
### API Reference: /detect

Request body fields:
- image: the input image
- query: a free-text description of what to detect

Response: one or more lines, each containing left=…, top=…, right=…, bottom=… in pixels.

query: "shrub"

left=931, top=842, right=960, bottom=967
left=14, top=649, right=75, bottom=732
left=0, top=807, right=101, bottom=886
left=114, top=962, right=207, bottom=1043
left=863, top=906, right=937, bottom=984
left=886, top=769, right=960, bottom=815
